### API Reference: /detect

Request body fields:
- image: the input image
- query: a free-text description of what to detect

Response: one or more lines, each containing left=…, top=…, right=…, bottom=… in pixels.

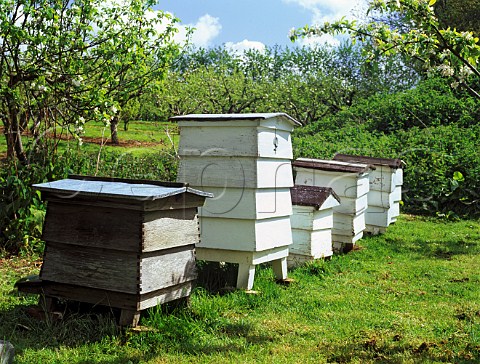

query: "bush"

left=0, top=148, right=178, bottom=256
left=292, top=123, right=480, bottom=218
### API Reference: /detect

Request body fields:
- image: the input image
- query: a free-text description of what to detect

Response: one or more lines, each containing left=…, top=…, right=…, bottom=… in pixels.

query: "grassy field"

left=0, top=120, right=179, bottom=157
left=1, top=215, right=479, bottom=363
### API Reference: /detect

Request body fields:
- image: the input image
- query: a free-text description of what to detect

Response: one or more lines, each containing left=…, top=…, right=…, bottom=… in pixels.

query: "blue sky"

left=157, top=0, right=366, bottom=51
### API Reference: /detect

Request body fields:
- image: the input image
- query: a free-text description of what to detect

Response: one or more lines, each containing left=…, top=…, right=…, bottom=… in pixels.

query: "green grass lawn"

left=0, top=120, right=179, bottom=158
left=1, top=215, right=479, bottom=363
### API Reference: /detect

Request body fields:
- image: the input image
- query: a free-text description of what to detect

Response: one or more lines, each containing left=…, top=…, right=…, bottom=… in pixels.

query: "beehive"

left=172, top=113, right=301, bottom=290
left=333, top=154, right=403, bottom=234
left=289, top=185, right=341, bottom=267
left=293, top=158, right=374, bottom=252
left=29, top=176, right=212, bottom=326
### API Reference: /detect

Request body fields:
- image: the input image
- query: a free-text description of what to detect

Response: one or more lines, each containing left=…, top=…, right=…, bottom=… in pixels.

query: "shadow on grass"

left=0, top=296, right=133, bottom=362
left=381, top=235, right=479, bottom=260
left=325, top=339, right=480, bottom=364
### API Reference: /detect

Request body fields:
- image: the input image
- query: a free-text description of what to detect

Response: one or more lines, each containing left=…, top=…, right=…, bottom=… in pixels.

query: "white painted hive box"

left=289, top=185, right=341, bottom=267
left=333, top=154, right=403, bottom=232
left=293, top=158, right=374, bottom=252
left=172, top=113, right=301, bottom=290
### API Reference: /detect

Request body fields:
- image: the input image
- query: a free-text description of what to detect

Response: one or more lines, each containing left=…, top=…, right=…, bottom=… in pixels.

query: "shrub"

left=0, top=148, right=178, bottom=256
left=292, top=123, right=480, bottom=218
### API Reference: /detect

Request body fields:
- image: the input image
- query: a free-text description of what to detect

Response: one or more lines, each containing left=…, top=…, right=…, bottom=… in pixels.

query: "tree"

left=434, top=0, right=480, bottom=34
left=290, top=0, right=480, bottom=101
left=0, top=0, right=180, bottom=161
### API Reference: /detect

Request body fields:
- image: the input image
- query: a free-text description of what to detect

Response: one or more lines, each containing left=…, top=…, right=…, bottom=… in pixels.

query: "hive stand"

left=293, top=158, right=374, bottom=252
left=18, top=176, right=212, bottom=327
left=289, top=185, right=341, bottom=267
left=172, top=113, right=301, bottom=290
left=333, top=154, right=403, bottom=234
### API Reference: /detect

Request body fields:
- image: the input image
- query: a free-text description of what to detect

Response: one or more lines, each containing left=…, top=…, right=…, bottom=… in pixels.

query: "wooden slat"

left=40, top=243, right=139, bottom=294
left=140, top=247, right=196, bottom=294
left=178, top=157, right=293, bottom=189
left=142, top=208, right=199, bottom=252
left=198, top=215, right=292, bottom=252
left=27, top=280, right=193, bottom=311
left=198, top=187, right=292, bottom=220
left=333, top=153, right=403, bottom=169
left=42, top=202, right=142, bottom=251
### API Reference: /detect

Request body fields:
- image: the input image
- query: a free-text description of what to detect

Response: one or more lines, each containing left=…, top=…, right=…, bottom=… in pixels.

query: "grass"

left=0, top=120, right=180, bottom=158
left=1, top=215, right=479, bottom=363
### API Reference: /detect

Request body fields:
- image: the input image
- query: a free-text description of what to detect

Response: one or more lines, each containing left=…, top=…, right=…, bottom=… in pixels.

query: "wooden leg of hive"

left=119, top=309, right=141, bottom=327
left=271, top=257, right=288, bottom=280
left=38, top=295, right=56, bottom=312
left=236, top=263, right=256, bottom=290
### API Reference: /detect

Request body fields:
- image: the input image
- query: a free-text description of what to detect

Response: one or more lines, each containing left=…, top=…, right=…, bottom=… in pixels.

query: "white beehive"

left=289, top=185, right=341, bottom=267
left=172, top=113, right=301, bottom=290
left=293, top=158, right=374, bottom=252
left=333, top=154, right=403, bottom=234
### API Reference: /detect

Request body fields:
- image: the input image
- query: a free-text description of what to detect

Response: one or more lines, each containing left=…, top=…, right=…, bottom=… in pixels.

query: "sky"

left=156, top=0, right=367, bottom=52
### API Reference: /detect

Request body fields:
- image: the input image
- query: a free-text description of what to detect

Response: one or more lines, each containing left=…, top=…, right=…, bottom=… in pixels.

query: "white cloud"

left=283, top=0, right=365, bottom=24
left=283, top=0, right=366, bottom=46
left=225, top=39, right=266, bottom=54
left=171, top=14, right=222, bottom=48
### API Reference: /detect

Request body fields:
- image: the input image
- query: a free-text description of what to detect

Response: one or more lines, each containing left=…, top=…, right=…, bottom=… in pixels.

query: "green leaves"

left=291, top=0, right=480, bottom=102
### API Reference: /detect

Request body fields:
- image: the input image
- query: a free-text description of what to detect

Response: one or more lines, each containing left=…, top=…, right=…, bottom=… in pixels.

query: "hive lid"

left=291, top=185, right=340, bottom=210
left=333, top=153, right=403, bottom=169
left=33, top=176, right=214, bottom=201
left=293, top=158, right=375, bottom=174
left=169, top=112, right=302, bottom=127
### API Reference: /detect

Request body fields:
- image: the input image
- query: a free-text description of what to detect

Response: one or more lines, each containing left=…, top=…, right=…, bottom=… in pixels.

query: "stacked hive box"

left=293, top=158, right=374, bottom=252
left=27, top=176, right=212, bottom=326
left=289, top=185, right=341, bottom=267
left=173, top=113, right=301, bottom=290
left=333, top=154, right=403, bottom=234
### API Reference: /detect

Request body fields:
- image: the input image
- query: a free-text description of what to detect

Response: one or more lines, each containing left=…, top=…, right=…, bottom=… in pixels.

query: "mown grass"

left=0, top=120, right=179, bottom=158
left=1, top=215, right=479, bottom=363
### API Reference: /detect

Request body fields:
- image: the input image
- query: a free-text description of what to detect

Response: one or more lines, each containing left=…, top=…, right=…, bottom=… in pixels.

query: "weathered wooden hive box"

left=293, top=158, right=374, bottom=252
left=333, top=154, right=403, bottom=234
left=172, top=113, right=301, bottom=290
left=30, top=176, right=212, bottom=326
left=289, top=185, right=341, bottom=267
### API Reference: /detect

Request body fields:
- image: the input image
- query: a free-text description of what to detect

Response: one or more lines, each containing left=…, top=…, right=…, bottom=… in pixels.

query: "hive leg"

left=271, top=257, right=288, bottom=280
left=119, top=309, right=141, bottom=327
left=236, top=264, right=256, bottom=290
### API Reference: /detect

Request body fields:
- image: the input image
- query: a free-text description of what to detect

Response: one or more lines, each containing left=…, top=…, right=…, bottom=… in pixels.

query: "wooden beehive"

left=29, top=176, right=212, bottom=326
left=333, top=154, right=403, bottom=234
left=293, top=158, right=374, bottom=252
left=289, top=185, right=341, bottom=267
left=172, top=113, right=301, bottom=290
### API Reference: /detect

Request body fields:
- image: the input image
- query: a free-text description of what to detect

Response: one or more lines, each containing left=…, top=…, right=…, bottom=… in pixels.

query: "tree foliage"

left=290, top=0, right=480, bottom=101
left=0, top=0, right=180, bottom=161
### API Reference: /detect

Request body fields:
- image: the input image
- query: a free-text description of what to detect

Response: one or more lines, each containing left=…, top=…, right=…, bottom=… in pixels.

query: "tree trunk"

left=5, top=99, right=28, bottom=164
left=110, top=116, right=119, bottom=145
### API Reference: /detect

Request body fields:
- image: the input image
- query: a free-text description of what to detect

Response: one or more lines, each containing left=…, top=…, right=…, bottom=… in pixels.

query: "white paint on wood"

left=177, top=157, right=294, bottom=189
left=196, top=246, right=290, bottom=290
left=332, top=231, right=363, bottom=245
left=195, top=246, right=289, bottom=265
left=197, top=187, right=292, bottom=219
left=177, top=118, right=295, bottom=159
left=333, top=194, right=368, bottom=215
left=295, top=167, right=370, bottom=198
left=290, top=229, right=333, bottom=257
left=290, top=205, right=333, bottom=231
left=198, top=215, right=293, bottom=252
left=237, top=264, right=256, bottom=289
left=332, top=212, right=366, bottom=235
left=271, top=257, right=288, bottom=280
